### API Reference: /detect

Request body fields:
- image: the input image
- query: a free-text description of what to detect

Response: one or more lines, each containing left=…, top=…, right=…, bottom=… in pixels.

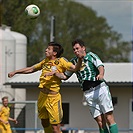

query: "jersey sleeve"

left=89, top=52, right=104, bottom=68
left=34, top=60, right=45, bottom=70
left=64, top=70, right=73, bottom=78
left=60, top=57, right=73, bottom=70
left=63, top=57, right=76, bottom=78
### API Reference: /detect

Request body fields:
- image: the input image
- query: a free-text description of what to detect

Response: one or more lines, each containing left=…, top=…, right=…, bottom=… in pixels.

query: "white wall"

left=26, top=85, right=132, bottom=129
left=110, top=86, right=132, bottom=129
left=60, top=86, right=97, bottom=128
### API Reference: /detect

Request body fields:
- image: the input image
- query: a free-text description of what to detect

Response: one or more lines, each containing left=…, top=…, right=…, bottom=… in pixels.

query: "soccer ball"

left=25, top=4, right=40, bottom=19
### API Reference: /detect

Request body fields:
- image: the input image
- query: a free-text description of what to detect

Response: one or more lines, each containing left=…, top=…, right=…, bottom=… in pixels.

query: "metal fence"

left=11, top=128, right=133, bottom=133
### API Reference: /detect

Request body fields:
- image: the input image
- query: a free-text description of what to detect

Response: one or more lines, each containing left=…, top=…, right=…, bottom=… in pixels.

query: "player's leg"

left=99, top=83, right=118, bottom=133
left=94, top=114, right=109, bottom=133
left=47, top=93, right=63, bottom=133
left=51, top=124, right=62, bottom=133
left=84, top=83, right=111, bottom=133
left=38, top=92, right=53, bottom=133
left=84, top=91, right=109, bottom=133
left=104, top=111, right=118, bottom=133
left=41, top=119, right=53, bottom=133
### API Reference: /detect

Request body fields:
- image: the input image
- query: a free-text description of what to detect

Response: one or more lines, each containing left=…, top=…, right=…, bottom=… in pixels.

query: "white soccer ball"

left=25, top=4, right=40, bottom=19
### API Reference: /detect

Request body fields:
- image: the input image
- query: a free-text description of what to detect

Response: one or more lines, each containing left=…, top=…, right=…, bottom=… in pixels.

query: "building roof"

left=5, top=63, right=132, bottom=87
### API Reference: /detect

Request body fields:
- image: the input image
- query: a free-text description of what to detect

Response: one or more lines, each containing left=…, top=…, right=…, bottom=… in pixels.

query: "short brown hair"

left=72, top=39, right=85, bottom=47
left=48, top=42, right=64, bottom=58
left=2, top=96, right=8, bottom=101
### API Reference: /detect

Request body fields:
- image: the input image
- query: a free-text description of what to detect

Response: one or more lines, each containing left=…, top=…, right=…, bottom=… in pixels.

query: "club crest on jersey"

left=54, top=59, right=59, bottom=65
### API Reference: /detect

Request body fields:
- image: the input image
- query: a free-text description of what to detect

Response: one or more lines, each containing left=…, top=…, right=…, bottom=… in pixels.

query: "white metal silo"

left=10, top=29, right=27, bottom=102
left=3, top=27, right=27, bottom=121
left=11, top=31, right=27, bottom=69
left=0, top=27, right=16, bottom=84
left=0, top=27, right=16, bottom=101
left=0, top=26, right=27, bottom=102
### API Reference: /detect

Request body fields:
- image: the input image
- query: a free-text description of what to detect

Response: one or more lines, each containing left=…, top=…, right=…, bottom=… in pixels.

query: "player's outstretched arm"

left=69, top=50, right=84, bottom=71
left=96, top=66, right=104, bottom=80
left=8, top=66, right=36, bottom=78
left=55, top=72, right=68, bottom=80
left=69, top=58, right=82, bottom=72
left=44, top=71, right=68, bottom=80
left=8, top=117, right=18, bottom=124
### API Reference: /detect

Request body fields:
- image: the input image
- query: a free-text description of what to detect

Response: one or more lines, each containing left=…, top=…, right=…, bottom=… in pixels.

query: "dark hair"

left=48, top=42, right=64, bottom=58
left=2, top=96, right=8, bottom=101
left=72, top=39, right=85, bottom=47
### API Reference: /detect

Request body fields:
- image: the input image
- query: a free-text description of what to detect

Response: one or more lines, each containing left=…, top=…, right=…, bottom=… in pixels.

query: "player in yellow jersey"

left=8, top=42, right=83, bottom=133
left=0, top=96, right=18, bottom=133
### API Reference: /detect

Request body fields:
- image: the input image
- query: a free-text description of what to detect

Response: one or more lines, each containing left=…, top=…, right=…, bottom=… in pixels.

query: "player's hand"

left=14, top=119, right=18, bottom=124
left=44, top=71, right=56, bottom=77
left=8, top=72, right=16, bottom=78
left=4, top=121, right=9, bottom=125
left=96, top=74, right=104, bottom=81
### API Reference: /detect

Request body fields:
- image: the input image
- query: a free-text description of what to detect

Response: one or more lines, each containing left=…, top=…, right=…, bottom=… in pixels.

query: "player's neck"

left=48, top=56, right=57, bottom=60
left=3, top=105, right=8, bottom=108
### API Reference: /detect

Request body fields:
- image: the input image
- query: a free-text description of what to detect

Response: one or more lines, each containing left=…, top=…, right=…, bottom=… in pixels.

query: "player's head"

left=2, top=96, right=8, bottom=107
left=72, top=39, right=86, bottom=57
left=46, top=42, right=64, bottom=58
left=72, top=39, right=85, bottom=47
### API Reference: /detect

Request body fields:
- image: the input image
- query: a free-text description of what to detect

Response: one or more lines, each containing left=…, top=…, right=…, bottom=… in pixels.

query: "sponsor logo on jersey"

left=51, top=66, right=57, bottom=71
left=80, top=62, right=86, bottom=71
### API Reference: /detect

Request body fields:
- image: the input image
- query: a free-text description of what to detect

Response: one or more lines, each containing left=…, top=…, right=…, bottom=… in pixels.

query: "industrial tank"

left=9, top=28, right=27, bottom=101
left=5, top=27, right=27, bottom=69
left=0, top=27, right=16, bottom=100
left=0, top=27, right=16, bottom=83
left=4, top=27, right=27, bottom=101
left=11, top=31, right=27, bottom=69
left=0, top=26, right=27, bottom=101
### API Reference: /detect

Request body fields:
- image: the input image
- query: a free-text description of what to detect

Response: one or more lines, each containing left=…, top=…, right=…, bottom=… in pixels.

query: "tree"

left=1, top=0, right=131, bottom=66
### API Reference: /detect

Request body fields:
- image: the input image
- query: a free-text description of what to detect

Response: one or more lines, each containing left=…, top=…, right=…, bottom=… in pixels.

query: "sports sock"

left=109, top=123, right=118, bottom=133
left=44, top=125, right=53, bottom=133
left=103, top=126, right=109, bottom=133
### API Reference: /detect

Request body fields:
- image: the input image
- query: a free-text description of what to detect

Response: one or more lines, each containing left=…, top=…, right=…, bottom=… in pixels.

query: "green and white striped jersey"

left=65, top=52, right=104, bottom=86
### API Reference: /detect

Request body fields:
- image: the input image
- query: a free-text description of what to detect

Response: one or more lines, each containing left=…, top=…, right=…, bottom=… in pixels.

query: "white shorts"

left=83, top=82, right=114, bottom=118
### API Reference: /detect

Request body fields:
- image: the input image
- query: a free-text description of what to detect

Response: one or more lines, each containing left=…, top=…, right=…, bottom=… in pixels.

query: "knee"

left=52, top=124, right=61, bottom=133
left=105, top=111, right=115, bottom=125
left=95, top=117, right=103, bottom=128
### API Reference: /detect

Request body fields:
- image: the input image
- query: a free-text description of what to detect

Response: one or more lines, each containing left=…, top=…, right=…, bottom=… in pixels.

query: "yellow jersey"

left=0, top=106, right=10, bottom=130
left=34, top=57, right=72, bottom=92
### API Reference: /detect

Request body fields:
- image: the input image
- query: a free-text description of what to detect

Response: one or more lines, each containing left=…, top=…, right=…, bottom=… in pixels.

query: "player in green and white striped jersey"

left=69, top=51, right=104, bottom=89
left=55, top=39, right=118, bottom=133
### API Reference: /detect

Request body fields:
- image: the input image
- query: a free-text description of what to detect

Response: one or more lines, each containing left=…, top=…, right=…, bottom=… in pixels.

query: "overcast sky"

left=73, top=0, right=132, bottom=42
